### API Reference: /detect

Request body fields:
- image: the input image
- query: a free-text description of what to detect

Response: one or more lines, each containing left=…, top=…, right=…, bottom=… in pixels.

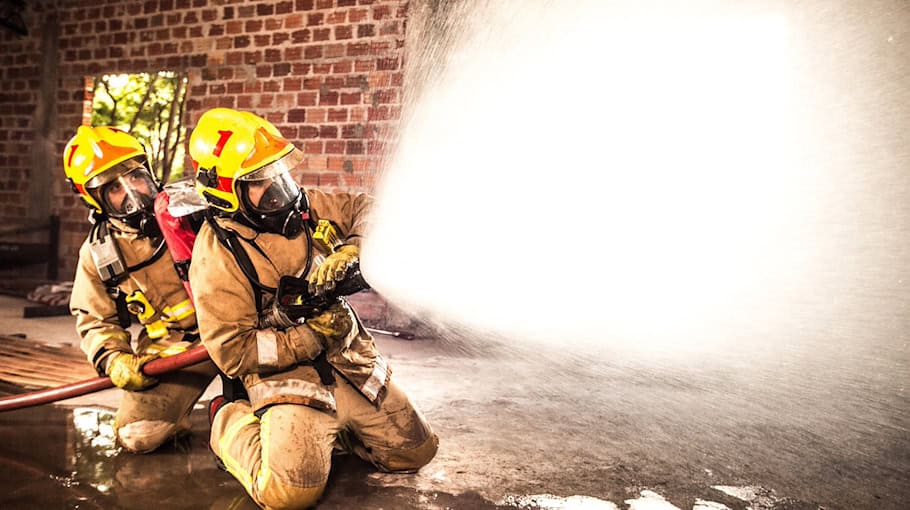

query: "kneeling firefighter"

left=189, top=108, right=438, bottom=509
left=64, top=126, right=218, bottom=453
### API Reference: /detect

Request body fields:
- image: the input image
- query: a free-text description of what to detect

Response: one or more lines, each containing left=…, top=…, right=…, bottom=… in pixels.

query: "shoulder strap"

left=205, top=212, right=275, bottom=314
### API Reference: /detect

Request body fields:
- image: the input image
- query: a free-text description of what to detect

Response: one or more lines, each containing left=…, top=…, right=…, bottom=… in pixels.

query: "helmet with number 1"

left=63, top=126, right=160, bottom=234
left=189, top=108, right=308, bottom=238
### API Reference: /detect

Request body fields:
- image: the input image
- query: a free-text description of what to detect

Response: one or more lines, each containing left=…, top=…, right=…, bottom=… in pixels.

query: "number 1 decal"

left=213, top=130, right=234, bottom=157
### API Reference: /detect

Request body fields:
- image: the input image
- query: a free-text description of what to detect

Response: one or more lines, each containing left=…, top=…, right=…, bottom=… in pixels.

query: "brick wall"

left=0, top=0, right=408, bottom=279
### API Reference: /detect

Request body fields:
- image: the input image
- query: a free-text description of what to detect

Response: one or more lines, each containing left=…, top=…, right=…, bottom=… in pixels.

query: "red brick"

left=347, top=42, right=369, bottom=57
left=283, top=77, right=302, bottom=91
left=298, top=92, right=317, bottom=106
left=373, top=5, right=392, bottom=20
left=275, top=1, right=294, bottom=15
left=357, top=24, right=374, bottom=38
left=340, top=92, right=361, bottom=105
left=299, top=126, right=319, bottom=138
left=304, top=142, right=323, bottom=154
left=254, top=35, right=271, bottom=47
left=319, top=125, right=337, bottom=138
left=273, top=32, right=290, bottom=45
left=264, top=80, right=281, bottom=92
left=296, top=0, right=315, bottom=11
left=325, top=141, right=345, bottom=154
left=305, top=45, right=323, bottom=59
left=332, top=61, right=352, bottom=73
left=291, top=29, right=311, bottom=43
left=348, top=8, right=367, bottom=22
left=226, top=51, right=243, bottom=65
left=327, top=157, right=346, bottom=170
left=335, top=25, right=352, bottom=40
left=325, top=44, right=345, bottom=58
left=264, top=112, right=284, bottom=124
left=266, top=18, right=284, bottom=31
left=258, top=94, right=275, bottom=108
left=323, top=76, right=344, bottom=89
left=327, top=109, right=347, bottom=122
left=285, top=46, right=302, bottom=61
left=265, top=48, right=282, bottom=62
left=246, top=19, right=263, bottom=32
left=313, top=28, right=330, bottom=41
left=285, top=14, right=304, bottom=29
left=308, top=109, right=326, bottom=122
left=316, top=0, right=333, bottom=9
left=234, top=35, right=251, bottom=48
left=345, top=141, right=364, bottom=155
left=226, top=21, right=243, bottom=35
left=288, top=108, right=306, bottom=122
left=244, top=50, right=262, bottom=64
left=273, top=63, right=291, bottom=77
left=327, top=11, right=346, bottom=24
left=319, top=91, right=339, bottom=105
left=307, top=13, right=324, bottom=26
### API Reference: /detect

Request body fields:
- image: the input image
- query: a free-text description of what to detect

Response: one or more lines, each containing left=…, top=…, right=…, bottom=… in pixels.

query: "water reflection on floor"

left=0, top=404, right=503, bottom=510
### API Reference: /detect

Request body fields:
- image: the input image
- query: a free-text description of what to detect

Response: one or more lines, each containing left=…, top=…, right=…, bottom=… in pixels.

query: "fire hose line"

left=0, top=345, right=211, bottom=413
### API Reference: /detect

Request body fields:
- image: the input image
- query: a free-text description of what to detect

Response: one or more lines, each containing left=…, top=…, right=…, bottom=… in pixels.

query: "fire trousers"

left=114, top=360, right=219, bottom=453
left=211, top=376, right=439, bottom=510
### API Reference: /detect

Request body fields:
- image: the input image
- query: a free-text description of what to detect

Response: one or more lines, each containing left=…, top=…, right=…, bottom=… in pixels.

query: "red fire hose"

left=0, top=345, right=211, bottom=413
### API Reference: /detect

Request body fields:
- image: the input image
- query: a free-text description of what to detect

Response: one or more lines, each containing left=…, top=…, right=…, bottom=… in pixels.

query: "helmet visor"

left=88, top=167, right=159, bottom=218
left=238, top=168, right=301, bottom=214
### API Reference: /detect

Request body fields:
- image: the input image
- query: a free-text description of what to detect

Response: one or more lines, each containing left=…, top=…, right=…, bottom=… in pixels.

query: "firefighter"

left=188, top=108, right=437, bottom=509
left=63, top=126, right=218, bottom=453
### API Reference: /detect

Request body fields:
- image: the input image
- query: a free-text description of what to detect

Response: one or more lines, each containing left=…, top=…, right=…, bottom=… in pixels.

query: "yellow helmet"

left=189, top=108, right=304, bottom=213
left=63, top=126, right=147, bottom=214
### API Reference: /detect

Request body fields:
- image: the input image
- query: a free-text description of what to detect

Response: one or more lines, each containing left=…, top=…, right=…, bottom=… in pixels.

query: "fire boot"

left=208, top=371, right=250, bottom=471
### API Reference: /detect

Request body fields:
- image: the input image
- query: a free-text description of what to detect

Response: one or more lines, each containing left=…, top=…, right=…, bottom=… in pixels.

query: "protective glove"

left=107, top=352, right=159, bottom=391
left=309, top=244, right=359, bottom=296
left=305, top=300, right=358, bottom=348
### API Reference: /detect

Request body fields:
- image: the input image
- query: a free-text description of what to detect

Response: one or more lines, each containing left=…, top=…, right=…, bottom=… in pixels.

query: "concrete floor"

left=0, top=294, right=908, bottom=509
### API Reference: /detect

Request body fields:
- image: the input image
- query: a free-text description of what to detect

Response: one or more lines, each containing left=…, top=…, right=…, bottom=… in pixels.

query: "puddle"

left=0, top=404, right=506, bottom=509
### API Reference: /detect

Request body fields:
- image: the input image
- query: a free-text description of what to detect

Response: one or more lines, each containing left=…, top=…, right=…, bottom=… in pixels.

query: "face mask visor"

left=238, top=165, right=302, bottom=215
left=87, top=165, right=159, bottom=219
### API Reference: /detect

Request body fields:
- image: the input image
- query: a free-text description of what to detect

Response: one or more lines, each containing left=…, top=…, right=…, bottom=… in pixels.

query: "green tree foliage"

left=91, top=72, right=188, bottom=183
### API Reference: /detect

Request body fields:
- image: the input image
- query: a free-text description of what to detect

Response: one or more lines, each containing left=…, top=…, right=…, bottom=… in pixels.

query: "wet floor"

left=0, top=401, right=506, bottom=510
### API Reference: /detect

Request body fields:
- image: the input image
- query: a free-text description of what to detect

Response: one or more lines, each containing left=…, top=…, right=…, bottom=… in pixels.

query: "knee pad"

left=256, top=481, right=325, bottom=510
left=375, top=432, right=440, bottom=473
left=116, top=419, right=177, bottom=454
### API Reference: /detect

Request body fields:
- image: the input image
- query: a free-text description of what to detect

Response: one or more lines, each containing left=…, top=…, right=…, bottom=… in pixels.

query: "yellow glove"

left=107, top=352, right=159, bottom=391
left=309, top=244, right=359, bottom=296
left=306, top=301, right=356, bottom=344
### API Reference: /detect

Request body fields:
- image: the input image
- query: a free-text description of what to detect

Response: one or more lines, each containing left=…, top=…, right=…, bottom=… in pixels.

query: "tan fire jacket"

left=70, top=219, right=198, bottom=375
left=189, top=188, right=390, bottom=413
